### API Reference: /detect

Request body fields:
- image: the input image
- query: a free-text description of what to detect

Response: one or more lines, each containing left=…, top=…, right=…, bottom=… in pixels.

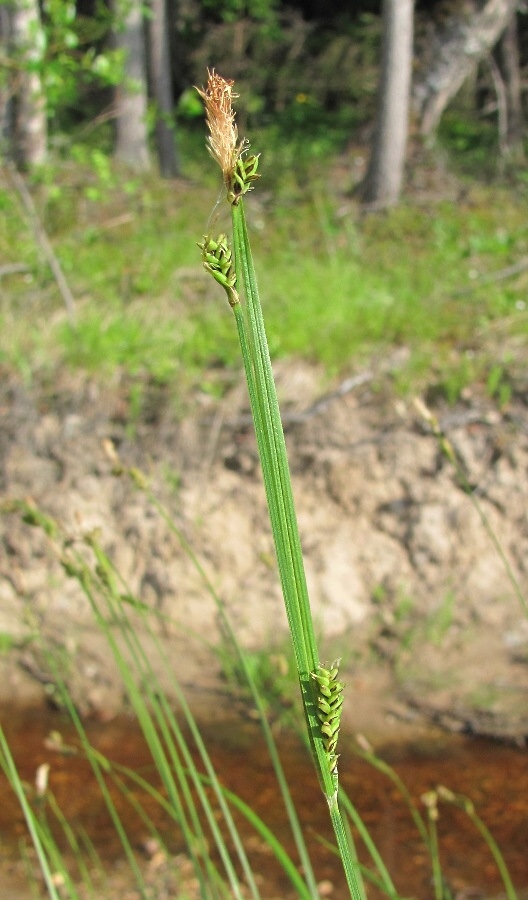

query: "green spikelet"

left=228, top=152, right=260, bottom=205
left=311, top=660, right=344, bottom=784
left=198, top=233, right=239, bottom=307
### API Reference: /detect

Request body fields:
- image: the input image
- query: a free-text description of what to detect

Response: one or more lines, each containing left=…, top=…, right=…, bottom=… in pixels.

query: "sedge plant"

left=4, top=499, right=316, bottom=899
left=196, top=69, right=366, bottom=900
left=3, top=480, right=518, bottom=896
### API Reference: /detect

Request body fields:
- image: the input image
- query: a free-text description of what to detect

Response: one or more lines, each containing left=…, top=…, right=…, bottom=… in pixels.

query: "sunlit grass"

left=1, top=139, right=527, bottom=403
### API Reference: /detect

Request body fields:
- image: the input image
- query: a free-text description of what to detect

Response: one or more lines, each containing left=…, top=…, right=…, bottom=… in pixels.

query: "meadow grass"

left=1, top=137, right=527, bottom=403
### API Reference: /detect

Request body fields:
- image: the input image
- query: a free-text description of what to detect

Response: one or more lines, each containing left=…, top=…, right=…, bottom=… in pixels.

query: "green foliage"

left=193, top=10, right=380, bottom=133
left=3, top=498, right=320, bottom=898
left=5, top=0, right=124, bottom=127
left=0, top=633, right=15, bottom=654
left=438, top=112, right=500, bottom=177
left=486, top=362, right=513, bottom=407
left=2, top=139, right=527, bottom=407
left=68, top=145, right=140, bottom=200
left=424, top=592, right=456, bottom=647
left=178, top=86, right=207, bottom=121
left=201, top=0, right=279, bottom=26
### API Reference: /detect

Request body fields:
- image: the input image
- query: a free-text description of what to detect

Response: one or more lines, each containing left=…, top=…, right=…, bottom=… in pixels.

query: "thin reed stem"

left=0, top=725, right=67, bottom=900
left=197, top=68, right=367, bottom=900
left=437, top=786, right=517, bottom=900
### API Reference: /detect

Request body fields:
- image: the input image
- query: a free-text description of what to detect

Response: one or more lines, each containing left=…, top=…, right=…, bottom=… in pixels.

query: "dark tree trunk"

left=0, top=6, right=12, bottom=156
left=494, top=13, right=524, bottom=159
left=414, top=0, right=518, bottom=137
left=149, top=0, right=181, bottom=178
left=360, top=0, right=414, bottom=209
left=113, top=0, right=150, bottom=170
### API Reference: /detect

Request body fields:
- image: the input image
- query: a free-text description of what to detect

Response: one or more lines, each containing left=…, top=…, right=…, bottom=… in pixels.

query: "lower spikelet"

left=312, top=661, right=344, bottom=781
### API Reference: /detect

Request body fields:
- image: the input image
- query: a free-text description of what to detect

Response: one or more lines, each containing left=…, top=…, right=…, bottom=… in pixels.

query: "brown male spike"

left=196, top=69, right=259, bottom=205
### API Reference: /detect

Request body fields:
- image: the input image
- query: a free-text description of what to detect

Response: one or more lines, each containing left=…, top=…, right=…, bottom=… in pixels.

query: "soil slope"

left=1, top=363, right=527, bottom=743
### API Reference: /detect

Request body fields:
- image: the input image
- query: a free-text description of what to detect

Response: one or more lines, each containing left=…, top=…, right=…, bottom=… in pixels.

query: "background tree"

left=359, top=0, right=415, bottom=209
left=112, top=0, right=150, bottom=170
left=149, top=0, right=181, bottom=177
left=493, top=11, right=524, bottom=159
left=1, top=0, right=47, bottom=167
left=0, top=4, right=11, bottom=154
left=414, top=0, right=519, bottom=137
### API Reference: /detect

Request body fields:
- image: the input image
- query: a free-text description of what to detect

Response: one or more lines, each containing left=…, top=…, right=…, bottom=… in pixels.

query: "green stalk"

left=437, top=786, right=517, bottom=900
left=338, top=789, right=399, bottom=897
left=231, top=194, right=365, bottom=900
left=197, top=70, right=367, bottom=899
left=142, top=483, right=320, bottom=897
left=422, top=791, right=444, bottom=900
left=82, top=538, right=254, bottom=900
left=0, top=725, right=66, bottom=900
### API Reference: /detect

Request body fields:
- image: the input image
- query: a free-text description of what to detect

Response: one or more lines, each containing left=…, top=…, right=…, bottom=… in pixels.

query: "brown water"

left=1, top=706, right=527, bottom=898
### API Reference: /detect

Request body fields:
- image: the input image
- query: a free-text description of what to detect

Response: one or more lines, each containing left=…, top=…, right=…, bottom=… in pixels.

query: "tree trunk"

left=149, top=0, right=180, bottom=178
left=0, top=6, right=13, bottom=156
left=113, top=0, right=150, bottom=171
left=494, top=12, right=524, bottom=159
left=6, top=0, right=47, bottom=167
left=360, top=0, right=414, bottom=209
left=414, top=0, right=518, bottom=137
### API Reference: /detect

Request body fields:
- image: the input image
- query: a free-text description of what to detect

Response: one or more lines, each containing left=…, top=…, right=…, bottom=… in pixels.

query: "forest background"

left=1, top=0, right=528, bottom=393
left=3, top=0, right=528, bottom=190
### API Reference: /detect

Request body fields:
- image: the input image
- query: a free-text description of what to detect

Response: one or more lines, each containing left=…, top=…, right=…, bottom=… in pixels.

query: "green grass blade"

left=43, top=791, right=98, bottom=895
left=353, top=743, right=430, bottom=847
left=85, top=535, right=260, bottom=899
left=199, top=776, right=313, bottom=900
left=338, top=788, right=400, bottom=897
left=227, top=194, right=367, bottom=896
left=57, top=544, right=221, bottom=895
left=232, top=201, right=318, bottom=676
left=50, top=680, right=150, bottom=895
left=135, top=479, right=320, bottom=897
left=328, top=796, right=368, bottom=900
left=231, top=202, right=330, bottom=786
left=437, top=786, right=517, bottom=900
left=0, top=725, right=68, bottom=900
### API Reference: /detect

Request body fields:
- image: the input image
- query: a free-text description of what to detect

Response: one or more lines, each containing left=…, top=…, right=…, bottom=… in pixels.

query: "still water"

left=1, top=706, right=527, bottom=898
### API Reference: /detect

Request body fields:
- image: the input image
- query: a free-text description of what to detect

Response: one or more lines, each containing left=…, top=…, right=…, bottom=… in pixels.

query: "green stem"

left=232, top=202, right=317, bottom=660
left=465, top=811, right=517, bottom=900
left=329, top=794, right=368, bottom=900
left=227, top=196, right=367, bottom=899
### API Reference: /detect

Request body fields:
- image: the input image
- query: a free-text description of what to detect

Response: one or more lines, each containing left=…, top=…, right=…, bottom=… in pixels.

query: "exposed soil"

left=1, top=360, right=527, bottom=744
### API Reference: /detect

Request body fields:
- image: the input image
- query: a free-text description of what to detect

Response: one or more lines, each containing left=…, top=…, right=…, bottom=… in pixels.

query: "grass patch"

left=1, top=139, right=527, bottom=403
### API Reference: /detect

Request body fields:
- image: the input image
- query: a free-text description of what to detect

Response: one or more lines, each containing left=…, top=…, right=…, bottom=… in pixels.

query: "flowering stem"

left=197, top=69, right=367, bottom=900
left=230, top=192, right=366, bottom=900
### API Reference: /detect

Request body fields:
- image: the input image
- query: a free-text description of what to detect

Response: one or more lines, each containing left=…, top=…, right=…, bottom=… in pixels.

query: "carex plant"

left=197, top=70, right=366, bottom=899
